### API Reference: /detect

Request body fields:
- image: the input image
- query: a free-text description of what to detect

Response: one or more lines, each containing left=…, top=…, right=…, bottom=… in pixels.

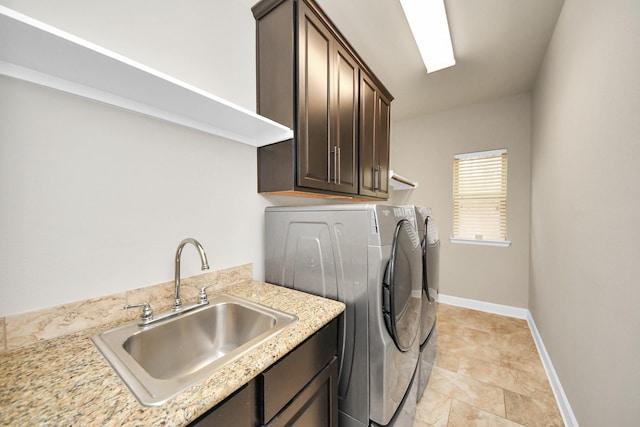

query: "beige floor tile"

left=421, top=304, right=561, bottom=427
left=457, top=356, right=555, bottom=405
left=412, top=418, right=431, bottom=427
left=448, top=400, right=525, bottom=427
left=426, top=367, right=506, bottom=417
left=491, top=348, right=547, bottom=377
left=464, top=344, right=544, bottom=379
left=441, top=305, right=528, bottom=336
left=415, top=388, right=451, bottom=427
left=439, top=305, right=519, bottom=332
left=433, top=348, right=459, bottom=373
left=436, top=328, right=496, bottom=356
left=504, top=390, right=564, bottom=427
left=490, top=330, right=538, bottom=357
left=437, top=336, right=503, bottom=369
left=438, top=307, right=545, bottom=375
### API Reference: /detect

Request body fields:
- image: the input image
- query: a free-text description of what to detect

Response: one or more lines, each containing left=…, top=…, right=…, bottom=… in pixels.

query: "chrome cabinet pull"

left=327, top=147, right=332, bottom=183
left=333, top=145, right=338, bottom=183
left=337, top=147, right=341, bottom=184
left=373, top=166, right=380, bottom=191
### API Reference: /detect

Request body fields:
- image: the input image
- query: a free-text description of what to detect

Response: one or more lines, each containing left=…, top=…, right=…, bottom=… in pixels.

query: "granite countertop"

left=0, top=280, right=345, bottom=426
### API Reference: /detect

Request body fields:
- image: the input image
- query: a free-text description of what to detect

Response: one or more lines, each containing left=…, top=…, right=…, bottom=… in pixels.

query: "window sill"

left=449, top=238, right=512, bottom=248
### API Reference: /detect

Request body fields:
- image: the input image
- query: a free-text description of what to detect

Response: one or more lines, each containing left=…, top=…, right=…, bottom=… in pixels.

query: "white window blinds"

left=453, top=149, right=508, bottom=242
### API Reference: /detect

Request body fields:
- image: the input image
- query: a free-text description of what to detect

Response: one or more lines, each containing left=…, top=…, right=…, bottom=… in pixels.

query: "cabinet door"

left=359, top=72, right=390, bottom=198
left=262, top=320, right=337, bottom=424
left=331, top=44, right=359, bottom=194
left=375, top=89, right=391, bottom=198
left=359, top=73, right=379, bottom=197
left=297, top=2, right=333, bottom=191
left=188, top=380, right=259, bottom=427
left=255, top=0, right=392, bottom=199
left=265, top=358, right=339, bottom=427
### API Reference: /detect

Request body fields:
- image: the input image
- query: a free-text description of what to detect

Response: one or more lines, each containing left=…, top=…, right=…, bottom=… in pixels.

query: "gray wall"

left=0, top=0, right=269, bottom=316
left=530, top=0, right=640, bottom=425
left=390, top=93, right=531, bottom=308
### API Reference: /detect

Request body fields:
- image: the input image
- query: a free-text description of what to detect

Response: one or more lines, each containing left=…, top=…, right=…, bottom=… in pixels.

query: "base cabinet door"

left=187, top=381, right=259, bottom=427
left=188, top=319, right=339, bottom=427
left=261, top=319, right=337, bottom=425
left=264, top=358, right=338, bottom=427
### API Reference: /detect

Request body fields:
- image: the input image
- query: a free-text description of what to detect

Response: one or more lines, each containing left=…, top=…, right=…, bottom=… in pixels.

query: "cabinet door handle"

left=327, top=147, right=333, bottom=184
left=377, top=164, right=382, bottom=190
left=337, top=147, right=341, bottom=184
left=333, top=145, right=338, bottom=184
left=373, top=166, right=379, bottom=191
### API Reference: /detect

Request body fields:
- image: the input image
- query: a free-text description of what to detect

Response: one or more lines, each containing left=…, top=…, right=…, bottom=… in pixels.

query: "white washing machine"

left=265, top=204, right=422, bottom=427
left=414, top=206, right=440, bottom=401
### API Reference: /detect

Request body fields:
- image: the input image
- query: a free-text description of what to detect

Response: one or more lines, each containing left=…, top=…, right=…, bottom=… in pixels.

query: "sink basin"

left=92, top=294, right=298, bottom=406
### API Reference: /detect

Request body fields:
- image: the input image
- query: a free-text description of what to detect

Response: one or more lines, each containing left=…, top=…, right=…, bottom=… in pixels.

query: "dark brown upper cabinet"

left=253, top=0, right=392, bottom=199
left=359, top=73, right=391, bottom=199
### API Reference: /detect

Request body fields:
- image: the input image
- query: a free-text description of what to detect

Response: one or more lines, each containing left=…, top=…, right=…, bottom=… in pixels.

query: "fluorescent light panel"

left=400, top=0, right=455, bottom=73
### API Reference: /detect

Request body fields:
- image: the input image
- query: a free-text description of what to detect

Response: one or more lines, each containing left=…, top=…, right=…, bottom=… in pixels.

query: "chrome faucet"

left=173, top=238, right=210, bottom=311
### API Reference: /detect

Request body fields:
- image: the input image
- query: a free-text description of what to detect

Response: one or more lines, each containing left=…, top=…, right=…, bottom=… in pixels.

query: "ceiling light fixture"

left=400, top=0, right=456, bottom=73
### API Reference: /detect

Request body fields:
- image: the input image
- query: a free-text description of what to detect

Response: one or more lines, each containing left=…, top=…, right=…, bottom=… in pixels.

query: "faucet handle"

left=198, top=282, right=218, bottom=304
left=124, top=303, right=154, bottom=323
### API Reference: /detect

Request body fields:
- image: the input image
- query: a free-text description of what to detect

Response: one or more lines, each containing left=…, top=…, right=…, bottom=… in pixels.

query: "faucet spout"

left=174, top=238, right=210, bottom=311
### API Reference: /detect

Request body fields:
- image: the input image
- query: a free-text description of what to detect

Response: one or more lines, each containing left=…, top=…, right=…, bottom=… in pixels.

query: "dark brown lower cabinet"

left=265, top=358, right=338, bottom=427
left=189, top=319, right=338, bottom=427
left=188, top=381, right=259, bottom=427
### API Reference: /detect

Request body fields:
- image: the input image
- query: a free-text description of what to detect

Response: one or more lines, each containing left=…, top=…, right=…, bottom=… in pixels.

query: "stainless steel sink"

left=92, top=294, right=298, bottom=406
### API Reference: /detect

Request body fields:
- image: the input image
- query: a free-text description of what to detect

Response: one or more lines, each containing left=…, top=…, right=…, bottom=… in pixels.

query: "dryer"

left=265, top=204, right=422, bottom=427
left=414, top=206, right=440, bottom=401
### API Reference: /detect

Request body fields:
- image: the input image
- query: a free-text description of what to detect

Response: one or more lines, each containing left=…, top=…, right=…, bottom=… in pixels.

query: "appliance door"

left=370, top=217, right=421, bottom=426
left=426, top=215, right=440, bottom=321
left=420, top=216, right=438, bottom=344
left=382, top=218, right=421, bottom=352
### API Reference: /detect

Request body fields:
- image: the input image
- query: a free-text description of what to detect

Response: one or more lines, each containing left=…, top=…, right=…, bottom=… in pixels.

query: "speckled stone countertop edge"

left=0, top=280, right=345, bottom=427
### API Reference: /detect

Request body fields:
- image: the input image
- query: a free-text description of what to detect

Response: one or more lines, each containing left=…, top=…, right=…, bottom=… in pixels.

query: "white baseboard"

left=437, top=294, right=529, bottom=319
left=438, top=294, right=578, bottom=427
left=526, top=313, right=579, bottom=427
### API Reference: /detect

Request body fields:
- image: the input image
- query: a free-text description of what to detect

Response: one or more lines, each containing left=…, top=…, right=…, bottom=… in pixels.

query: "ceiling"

left=316, top=0, right=565, bottom=122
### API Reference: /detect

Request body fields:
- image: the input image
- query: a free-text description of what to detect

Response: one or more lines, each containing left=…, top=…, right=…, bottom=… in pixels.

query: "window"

left=451, top=149, right=510, bottom=247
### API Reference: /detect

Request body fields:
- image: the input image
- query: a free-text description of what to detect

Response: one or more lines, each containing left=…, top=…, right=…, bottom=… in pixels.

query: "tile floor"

left=413, top=303, right=564, bottom=427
